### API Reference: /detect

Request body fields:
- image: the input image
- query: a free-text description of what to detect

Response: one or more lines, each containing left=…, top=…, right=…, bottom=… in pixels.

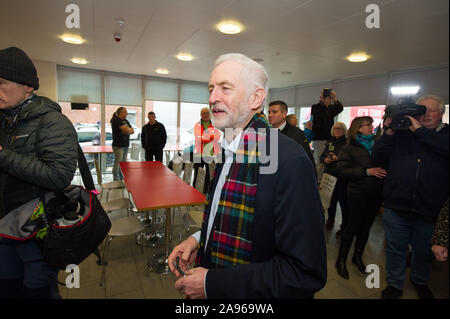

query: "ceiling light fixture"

left=346, top=52, right=370, bottom=62
left=176, top=52, right=194, bottom=62
left=390, top=86, right=420, bottom=96
left=216, top=20, right=243, bottom=34
left=156, top=68, right=169, bottom=75
left=60, top=34, right=85, bottom=44
left=71, top=57, right=88, bottom=65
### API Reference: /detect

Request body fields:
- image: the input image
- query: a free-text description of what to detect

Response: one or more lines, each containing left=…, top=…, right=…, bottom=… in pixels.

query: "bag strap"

left=77, top=143, right=96, bottom=191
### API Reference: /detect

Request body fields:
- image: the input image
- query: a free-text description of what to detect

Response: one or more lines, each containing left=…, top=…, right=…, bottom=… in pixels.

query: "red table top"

left=120, top=161, right=172, bottom=170
left=120, top=161, right=206, bottom=211
left=163, top=145, right=184, bottom=151
left=82, top=145, right=114, bottom=154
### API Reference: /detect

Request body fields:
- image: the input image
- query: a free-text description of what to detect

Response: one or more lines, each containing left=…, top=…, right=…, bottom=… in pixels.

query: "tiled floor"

left=62, top=173, right=449, bottom=299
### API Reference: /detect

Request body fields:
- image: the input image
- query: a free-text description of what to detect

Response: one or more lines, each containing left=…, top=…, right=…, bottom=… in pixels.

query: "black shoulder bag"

left=36, top=144, right=111, bottom=270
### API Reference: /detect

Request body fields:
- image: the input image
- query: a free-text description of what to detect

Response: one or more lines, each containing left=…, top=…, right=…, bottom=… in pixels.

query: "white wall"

left=33, top=60, right=57, bottom=101
left=269, top=65, right=449, bottom=108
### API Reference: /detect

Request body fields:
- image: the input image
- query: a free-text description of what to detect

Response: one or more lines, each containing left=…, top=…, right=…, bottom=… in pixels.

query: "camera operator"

left=373, top=95, right=448, bottom=299
left=310, top=88, right=343, bottom=180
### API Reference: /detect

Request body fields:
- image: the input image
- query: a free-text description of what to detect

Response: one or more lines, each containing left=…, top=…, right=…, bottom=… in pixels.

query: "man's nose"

left=209, top=88, right=219, bottom=104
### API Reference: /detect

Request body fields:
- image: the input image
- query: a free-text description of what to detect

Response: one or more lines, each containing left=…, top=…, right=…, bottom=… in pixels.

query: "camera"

left=384, top=98, right=426, bottom=131
left=322, top=88, right=333, bottom=98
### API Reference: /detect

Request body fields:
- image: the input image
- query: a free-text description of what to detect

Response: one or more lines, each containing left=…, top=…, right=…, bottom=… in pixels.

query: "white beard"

left=211, top=101, right=253, bottom=132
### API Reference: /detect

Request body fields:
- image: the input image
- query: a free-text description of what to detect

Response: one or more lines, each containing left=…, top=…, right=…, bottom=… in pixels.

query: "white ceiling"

left=1, top=0, right=448, bottom=88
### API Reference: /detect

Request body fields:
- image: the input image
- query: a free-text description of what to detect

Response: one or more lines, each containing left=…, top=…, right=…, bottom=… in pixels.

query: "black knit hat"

left=0, top=47, right=39, bottom=90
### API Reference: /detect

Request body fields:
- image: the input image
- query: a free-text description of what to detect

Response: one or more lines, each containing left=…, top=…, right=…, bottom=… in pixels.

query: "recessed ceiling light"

left=71, top=57, right=88, bottom=65
left=176, top=52, right=194, bottom=62
left=346, top=52, right=370, bottom=62
left=216, top=20, right=244, bottom=34
left=60, top=34, right=85, bottom=45
left=156, top=68, right=169, bottom=75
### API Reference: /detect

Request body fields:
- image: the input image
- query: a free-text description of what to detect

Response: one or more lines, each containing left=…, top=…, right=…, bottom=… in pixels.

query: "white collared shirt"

left=191, top=132, right=242, bottom=249
left=191, top=132, right=242, bottom=299
left=278, top=121, right=287, bottom=131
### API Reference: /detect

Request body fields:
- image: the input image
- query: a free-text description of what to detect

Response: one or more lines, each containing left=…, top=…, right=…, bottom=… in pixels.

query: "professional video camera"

left=384, top=98, right=426, bottom=131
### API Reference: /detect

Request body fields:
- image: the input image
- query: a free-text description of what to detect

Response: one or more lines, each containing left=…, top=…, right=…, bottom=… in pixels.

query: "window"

left=299, top=107, right=312, bottom=130
left=60, top=101, right=102, bottom=174
left=60, top=102, right=101, bottom=127
left=180, top=102, right=209, bottom=147
left=145, top=100, right=178, bottom=146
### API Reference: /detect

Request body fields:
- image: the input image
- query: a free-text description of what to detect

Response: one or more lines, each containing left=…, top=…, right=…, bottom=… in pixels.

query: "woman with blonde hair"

left=335, top=116, right=386, bottom=279
left=320, top=121, right=348, bottom=234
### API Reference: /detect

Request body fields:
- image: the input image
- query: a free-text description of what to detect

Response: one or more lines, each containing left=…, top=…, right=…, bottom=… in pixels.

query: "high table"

left=120, top=161, right=206, bottom=274
left=120, top=161, right=178, bottom=244
left=82, top=145, right=113, bottom=185
left=163, top=145, right=184, bottom=166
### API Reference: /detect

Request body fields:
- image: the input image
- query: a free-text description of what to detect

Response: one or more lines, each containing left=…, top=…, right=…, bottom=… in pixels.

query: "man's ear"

left=249, top=87, right=266, bottom=111
left=25, top=85, right=34, bottom=94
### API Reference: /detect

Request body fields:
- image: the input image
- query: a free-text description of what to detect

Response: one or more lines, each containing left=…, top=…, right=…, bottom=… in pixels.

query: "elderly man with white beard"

left=168, top=53, right=326, bottom=299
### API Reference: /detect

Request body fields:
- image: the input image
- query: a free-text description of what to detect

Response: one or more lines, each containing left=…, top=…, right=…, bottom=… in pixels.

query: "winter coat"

left=319, top=135, right=346, bottom=177
left=372, top=124, right=448, bottom=221
left=141, top=121, right=167, bottom=151
left=0, top=95, right=78, bottom=217
left=310, top=101, right=343, bottom=140
left=336, top=140, right=383, bottom=195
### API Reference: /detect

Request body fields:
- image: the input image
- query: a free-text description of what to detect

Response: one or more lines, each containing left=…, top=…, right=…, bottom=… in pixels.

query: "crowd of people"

left=0, top=46, right=447, bottom=300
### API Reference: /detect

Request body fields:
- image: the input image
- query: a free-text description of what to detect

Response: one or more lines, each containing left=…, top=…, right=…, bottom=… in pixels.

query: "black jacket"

left=336, top=141, right=383, bottom=195
left=0, top=95, right=78, bottom=217
left=372, top=124, right=449, bottom=221
left=199, top=130, right=326, bottom=298
left=311, top=101, right=343, bottom=140
left=141, top=121, right=167, bottom=151
left=320, top=135, right=347, bottom=177
left=280, top=123, right=315, bottom=167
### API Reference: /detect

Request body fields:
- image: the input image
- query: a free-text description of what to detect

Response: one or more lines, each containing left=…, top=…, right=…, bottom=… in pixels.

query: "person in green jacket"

left=0, top=47, right=78, bottom=299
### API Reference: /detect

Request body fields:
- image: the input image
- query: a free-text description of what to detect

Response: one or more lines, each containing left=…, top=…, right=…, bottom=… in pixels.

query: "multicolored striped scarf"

left=196, top=112, right=270, bottom=268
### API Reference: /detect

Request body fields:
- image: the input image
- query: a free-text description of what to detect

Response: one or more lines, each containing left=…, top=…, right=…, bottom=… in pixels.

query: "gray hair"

left=416, top=94, right=446, bottom=114
left=331, top=121, right=348, bottom=137
left=215, top=53, right=269, bottom=110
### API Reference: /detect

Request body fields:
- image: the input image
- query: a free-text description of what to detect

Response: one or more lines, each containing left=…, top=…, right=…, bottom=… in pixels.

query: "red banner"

left=349, top=105, right=385, bottom=127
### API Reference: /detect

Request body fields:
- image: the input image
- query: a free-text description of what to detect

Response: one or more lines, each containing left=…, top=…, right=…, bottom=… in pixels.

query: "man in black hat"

left=0, top=47, right=78, bottom=298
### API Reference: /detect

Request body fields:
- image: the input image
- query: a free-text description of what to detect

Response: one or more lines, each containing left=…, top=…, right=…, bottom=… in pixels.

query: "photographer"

left=373, top=95, right=449, bottom=299
left=310, top=88, right=343, bottom=180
